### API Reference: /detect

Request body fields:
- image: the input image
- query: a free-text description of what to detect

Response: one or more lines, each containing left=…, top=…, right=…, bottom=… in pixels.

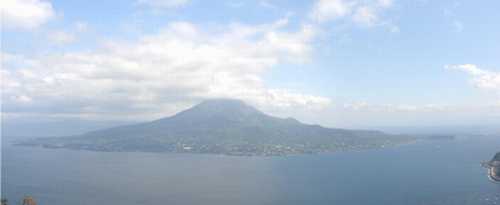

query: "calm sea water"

left=2, top=136, right=500, bottom=205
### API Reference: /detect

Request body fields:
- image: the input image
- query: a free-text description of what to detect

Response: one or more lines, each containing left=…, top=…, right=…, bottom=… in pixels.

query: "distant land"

left=484, top=152, right=500, bottom=182
left=17, top=99, right=416, bottom=156
left=425, top=135, right=456, bottom=140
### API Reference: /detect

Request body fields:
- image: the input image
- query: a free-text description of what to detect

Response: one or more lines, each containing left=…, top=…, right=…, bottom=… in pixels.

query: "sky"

left=1, top=0, right=500, bottom=135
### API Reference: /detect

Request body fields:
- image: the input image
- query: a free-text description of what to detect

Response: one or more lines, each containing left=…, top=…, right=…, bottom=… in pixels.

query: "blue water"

left=2, top=136, right=500, bottom=205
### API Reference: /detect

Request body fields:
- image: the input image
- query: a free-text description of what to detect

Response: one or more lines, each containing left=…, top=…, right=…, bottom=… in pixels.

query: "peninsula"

left=485, top=152, right=500, bottom=182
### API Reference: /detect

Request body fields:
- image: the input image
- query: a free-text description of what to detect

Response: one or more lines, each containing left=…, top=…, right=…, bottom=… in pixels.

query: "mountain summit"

left=20, top=99, right=414, bottom=156
left=163, top=99, right=266, bottom=123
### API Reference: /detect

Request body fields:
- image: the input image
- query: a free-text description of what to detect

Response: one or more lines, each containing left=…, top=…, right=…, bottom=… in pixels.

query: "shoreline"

left=10, top=139, right=419, bottom=158
left=488, top=166, right=500, bottom=183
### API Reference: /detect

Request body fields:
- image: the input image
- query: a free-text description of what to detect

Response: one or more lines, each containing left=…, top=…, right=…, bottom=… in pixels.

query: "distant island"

left=17, top=99, right=415, bottom=156
left=425, top=135, right=456, bottom=140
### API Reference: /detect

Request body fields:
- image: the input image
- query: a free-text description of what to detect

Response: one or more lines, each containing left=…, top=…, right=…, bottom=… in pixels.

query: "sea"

left=2, top=135, right=500, bottom=205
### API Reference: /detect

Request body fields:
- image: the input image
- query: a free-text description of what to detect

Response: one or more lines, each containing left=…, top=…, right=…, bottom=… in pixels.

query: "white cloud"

left=74, top=21, right=89, bottom=32
left=0, top=0, right=55, bottom=29
left=259, top=0, right=276, bottom=9
left=136, top=0, right=190, bottom=9
left=47, top=30, right=76, bottom=45
left=310, top=0, right=355, bottom=23
left=323, top=101, right=500, bottom=128
left=2, top=20, right=331, bottom=119
left=353, top=6, right=378, bottom=26
left=46, top=22, right=89, bottom=45
left=343, top=101, right=369, bottom=111
left=389, top=24, right=400, bottom=33
left=377, top=0, right=393, bottom=8
left=310, top=0, right=395, bottom=27
left=447, top=64, right=500, bottom=91
left=444, top=4, right=465, bottom=33
left=343, top=102, right=453, bottom=113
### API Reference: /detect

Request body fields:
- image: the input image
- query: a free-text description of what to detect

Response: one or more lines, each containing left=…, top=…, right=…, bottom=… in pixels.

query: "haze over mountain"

left=19, top=99, right=414, bottom=156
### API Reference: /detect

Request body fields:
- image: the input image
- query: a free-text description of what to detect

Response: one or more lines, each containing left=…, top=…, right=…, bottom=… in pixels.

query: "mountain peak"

left=192, top=99, right=258, bottom=112
left=172, top=98, right=263, bottom=121
left=197, top=98, right=248, bottom=107
left=20, top=98, right=413, bottom=156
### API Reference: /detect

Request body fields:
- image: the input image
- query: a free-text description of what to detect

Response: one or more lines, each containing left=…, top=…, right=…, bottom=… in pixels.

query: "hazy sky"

left=2, top=0, right=500, bottom=130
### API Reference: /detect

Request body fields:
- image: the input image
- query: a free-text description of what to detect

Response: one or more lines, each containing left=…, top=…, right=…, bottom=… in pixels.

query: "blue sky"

left=2, top=0, right=500, bottom=132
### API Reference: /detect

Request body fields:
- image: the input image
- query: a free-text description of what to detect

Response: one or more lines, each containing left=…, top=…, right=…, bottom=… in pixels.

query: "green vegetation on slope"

left=18, top=99, right=415, bottom=156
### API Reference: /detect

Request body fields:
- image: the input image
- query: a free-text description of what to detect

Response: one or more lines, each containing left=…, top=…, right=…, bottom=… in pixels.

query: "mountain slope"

left=19, top=99, right=414, bottom=156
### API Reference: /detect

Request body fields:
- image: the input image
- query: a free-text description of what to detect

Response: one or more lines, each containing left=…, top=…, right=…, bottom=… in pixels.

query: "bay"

left=2, top=136, right=500, bottom=205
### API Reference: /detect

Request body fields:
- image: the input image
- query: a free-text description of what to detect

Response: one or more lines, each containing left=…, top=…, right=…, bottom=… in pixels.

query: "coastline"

left=10, top=138, right=419, bottom=158
left=488, top=166, right=500, bottom=183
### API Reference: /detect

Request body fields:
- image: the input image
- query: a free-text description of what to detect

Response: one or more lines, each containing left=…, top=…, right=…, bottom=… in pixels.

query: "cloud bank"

left=136, top=0, right=190, bottom=9
left=447, top=64, right=500, bottom=92
left=0, top=0, right=55, bottom=29
left=2, top=20, right=331, bottom=119
left=310, top=0, right=395, bottom=27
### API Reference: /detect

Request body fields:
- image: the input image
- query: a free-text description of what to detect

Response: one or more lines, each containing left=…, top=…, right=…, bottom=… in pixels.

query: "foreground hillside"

left=18, top=99, right=415, bottom=156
